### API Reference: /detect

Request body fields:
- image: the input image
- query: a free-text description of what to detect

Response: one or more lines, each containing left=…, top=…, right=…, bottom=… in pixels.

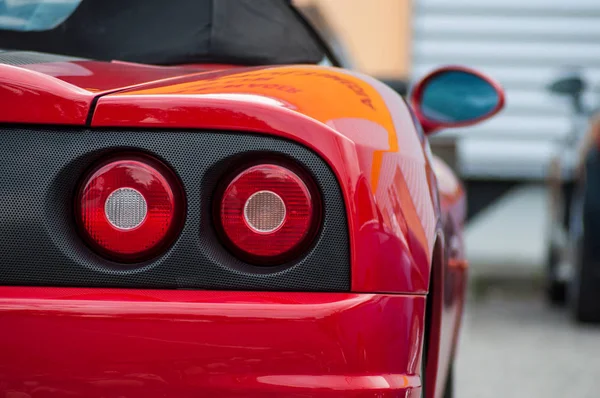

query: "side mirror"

left=547, top=76, right=586, bottom=97
left=409, top=66, right=505, bottom=135
left=547, top=75, right=587, bottom=115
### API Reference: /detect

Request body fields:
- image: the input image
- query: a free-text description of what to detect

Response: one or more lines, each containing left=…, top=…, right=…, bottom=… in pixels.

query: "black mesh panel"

left=0, top=127, right=349, bottom=291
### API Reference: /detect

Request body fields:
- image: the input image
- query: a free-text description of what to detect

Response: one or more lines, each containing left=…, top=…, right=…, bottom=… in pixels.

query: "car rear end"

left=0, top=66, right=425, bottom=395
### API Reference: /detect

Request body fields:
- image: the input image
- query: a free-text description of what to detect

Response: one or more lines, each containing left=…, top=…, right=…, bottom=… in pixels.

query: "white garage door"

left=412, top=0, right=600, bottom=179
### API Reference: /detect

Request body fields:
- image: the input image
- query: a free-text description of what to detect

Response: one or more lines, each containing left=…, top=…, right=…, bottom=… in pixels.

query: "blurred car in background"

left=546, top=73, right=600, bottom=323
left=0, top=1, right=507, bottom=397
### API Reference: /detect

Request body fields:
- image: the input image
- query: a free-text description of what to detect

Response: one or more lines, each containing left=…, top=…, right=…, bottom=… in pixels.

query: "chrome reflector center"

left=104, top=188, right=148, bottom=230
left=243, top=190, right=286, bottom=233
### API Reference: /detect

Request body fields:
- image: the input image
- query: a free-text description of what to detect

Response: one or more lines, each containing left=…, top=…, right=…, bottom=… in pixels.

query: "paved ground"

left=456, top=289, right=600, bottom=398
left=465, top=184, right=549, bottom=281
left=457, top=184, right=600, bottom=397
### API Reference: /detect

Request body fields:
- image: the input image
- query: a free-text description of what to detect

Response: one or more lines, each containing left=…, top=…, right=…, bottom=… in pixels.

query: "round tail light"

left=78, top=157, right=183, bottom=262
left=218, top=164, right=320, bottom=263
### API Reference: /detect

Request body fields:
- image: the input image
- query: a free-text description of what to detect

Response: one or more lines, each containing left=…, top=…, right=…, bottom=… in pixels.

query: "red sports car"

left=0, top=1, right=504, bottom=397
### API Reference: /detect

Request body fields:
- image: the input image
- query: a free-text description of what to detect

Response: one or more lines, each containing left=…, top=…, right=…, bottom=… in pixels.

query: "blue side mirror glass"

left=420, top=71, right=500, bottom=123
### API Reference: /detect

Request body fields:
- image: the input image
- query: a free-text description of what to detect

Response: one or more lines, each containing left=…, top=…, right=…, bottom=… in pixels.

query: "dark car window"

left=0, top=0, right=328, bottom=67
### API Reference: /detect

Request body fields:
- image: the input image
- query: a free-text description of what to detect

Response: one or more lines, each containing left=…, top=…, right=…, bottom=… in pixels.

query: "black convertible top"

left=0, top=0, right=329, bottom=66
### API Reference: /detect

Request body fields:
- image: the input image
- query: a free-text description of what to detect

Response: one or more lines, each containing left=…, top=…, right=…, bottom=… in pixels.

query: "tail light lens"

left=78, top=157, right=183, bottom=261
left=219, top=164, right=320, bottom=263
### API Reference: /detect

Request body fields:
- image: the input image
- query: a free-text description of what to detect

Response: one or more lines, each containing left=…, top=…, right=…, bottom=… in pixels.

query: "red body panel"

left=429, top=156, right=468, bottom=396
left=409, top=65, right=506, bottom=135
left=0, top=63, right=93, bottom=124
left=0, top=59, right=471, bottom=398
left=0, top=60, right=217, bottom=124
left=0, top=287, right=423, bottom=398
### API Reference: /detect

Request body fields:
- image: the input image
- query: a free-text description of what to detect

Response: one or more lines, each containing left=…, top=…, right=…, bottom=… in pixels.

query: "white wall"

left=413, top=0, right=600, bottom=179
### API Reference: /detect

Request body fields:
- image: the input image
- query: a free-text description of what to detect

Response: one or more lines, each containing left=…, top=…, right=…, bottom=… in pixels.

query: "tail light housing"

left=218, top=164, right=321, bottom=264
left=77, top=156, right=184, bottom=262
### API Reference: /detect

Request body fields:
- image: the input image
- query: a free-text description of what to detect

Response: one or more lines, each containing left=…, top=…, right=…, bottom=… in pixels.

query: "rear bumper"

left=0, top=288, right=424, bottom=397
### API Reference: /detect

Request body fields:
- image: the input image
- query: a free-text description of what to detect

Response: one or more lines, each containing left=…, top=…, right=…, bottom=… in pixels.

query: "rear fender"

left=92, top=65, right=441, bottom=294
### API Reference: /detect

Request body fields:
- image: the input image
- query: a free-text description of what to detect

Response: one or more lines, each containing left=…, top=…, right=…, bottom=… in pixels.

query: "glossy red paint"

left=409, top=65, right=506, bottom=135
left=0, top=60, right=218, bottom=124
left=431, top=155, right=467, bottom=265
left=0, top=63, right=93, bottom=124
left=0, top=287, right=424, bottom=398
